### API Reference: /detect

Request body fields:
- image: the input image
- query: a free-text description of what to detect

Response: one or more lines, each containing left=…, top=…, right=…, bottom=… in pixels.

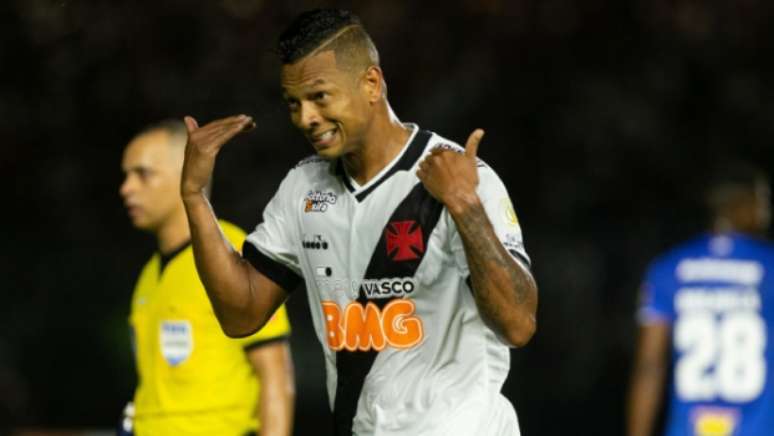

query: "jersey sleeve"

left=240, top=304, right=291, bottom=350
left=205, top=223, right=293, bottom=347
left=449, top=163, right=531, bottom=277
left=637, top=259, right=676, bottom=325
left=243, top=172, right=304, bottom=292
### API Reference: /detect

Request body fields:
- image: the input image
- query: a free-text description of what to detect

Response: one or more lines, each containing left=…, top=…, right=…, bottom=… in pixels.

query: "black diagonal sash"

left=333, top=183, right=444, bottom=435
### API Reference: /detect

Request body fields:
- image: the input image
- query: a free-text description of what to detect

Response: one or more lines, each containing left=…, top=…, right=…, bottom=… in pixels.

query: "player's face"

left=281, top=50, right=372, bottom=159
left=119, top=131, right=183, bottom=232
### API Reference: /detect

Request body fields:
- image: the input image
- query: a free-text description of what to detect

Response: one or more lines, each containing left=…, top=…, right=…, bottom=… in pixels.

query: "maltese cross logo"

left=385, top=220, right=424, bottom=261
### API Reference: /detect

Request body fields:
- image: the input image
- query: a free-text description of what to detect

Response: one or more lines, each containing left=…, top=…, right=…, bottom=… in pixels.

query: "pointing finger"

left=464, top=129, right=485, bottom=160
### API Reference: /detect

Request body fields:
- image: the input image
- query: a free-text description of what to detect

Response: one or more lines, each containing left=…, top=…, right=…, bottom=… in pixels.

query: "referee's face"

left=281, top=50, right=373, bottom=159
left=120, top=130, right=184, bottom=232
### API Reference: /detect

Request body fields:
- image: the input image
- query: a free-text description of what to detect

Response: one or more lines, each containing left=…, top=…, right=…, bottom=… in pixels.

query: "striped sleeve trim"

left=508, top=249, right=532, bottom=269
left=242, top=241, right=301, bottom=292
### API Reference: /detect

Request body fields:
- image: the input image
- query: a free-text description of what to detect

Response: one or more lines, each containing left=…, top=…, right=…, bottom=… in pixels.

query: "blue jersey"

left=639, top=233, right=774, bottom=436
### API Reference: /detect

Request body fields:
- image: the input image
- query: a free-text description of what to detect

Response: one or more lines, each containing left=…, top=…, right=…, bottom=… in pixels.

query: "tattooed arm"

left=417, top=130, right=537, bottom=347
left=449, top=195, right=537, bottom=346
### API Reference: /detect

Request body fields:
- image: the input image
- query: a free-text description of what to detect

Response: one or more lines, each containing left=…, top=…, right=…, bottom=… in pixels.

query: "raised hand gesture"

left=181, top=114, right=254, bottom=199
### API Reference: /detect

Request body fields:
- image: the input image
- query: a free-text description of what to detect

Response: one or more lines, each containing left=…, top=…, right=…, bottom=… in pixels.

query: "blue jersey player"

left=628, top=163, right=773, bottom=436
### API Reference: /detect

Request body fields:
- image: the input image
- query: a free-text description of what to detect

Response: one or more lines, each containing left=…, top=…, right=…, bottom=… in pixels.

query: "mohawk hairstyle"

left=277, top=9, right=378, bottom=68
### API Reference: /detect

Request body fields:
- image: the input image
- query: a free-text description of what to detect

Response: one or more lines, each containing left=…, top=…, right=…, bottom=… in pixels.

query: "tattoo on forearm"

left=453, top=202, right=534, bottom=324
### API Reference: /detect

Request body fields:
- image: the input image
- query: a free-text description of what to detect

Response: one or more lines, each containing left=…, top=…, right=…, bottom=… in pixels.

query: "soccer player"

left=119, top=120, right=295, bottom=436
left=180, top=9, right=538, bottom=436
left=628, top=163, right=774, bottom=436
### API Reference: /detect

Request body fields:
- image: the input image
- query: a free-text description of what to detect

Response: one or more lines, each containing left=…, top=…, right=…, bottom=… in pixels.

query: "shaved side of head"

left=129, top=118, right=211, bottom=195
left=134, top=119, right=188, bottom=150
left=278, top=9, right=379, bottom=75
left=311, top=25, right=380, bottom=75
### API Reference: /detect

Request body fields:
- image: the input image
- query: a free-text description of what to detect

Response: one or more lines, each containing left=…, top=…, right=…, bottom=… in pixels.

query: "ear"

left=362, top=66, right=384, bottom=104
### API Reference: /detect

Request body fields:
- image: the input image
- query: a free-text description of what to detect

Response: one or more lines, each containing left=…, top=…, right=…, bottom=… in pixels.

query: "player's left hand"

left=417, top=129, right=484, bottom=210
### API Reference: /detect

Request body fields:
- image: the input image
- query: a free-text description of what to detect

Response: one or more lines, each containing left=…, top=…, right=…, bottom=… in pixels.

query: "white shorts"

left=362, top=392, right=520, bottom=436
left=437, top=393, right=520, bottom=436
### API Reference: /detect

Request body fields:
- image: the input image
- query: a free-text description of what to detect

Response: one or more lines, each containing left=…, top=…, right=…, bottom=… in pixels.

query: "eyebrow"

left=123, top=165, right=152, bottom=173
left=282, top=78, right=329, bottom=94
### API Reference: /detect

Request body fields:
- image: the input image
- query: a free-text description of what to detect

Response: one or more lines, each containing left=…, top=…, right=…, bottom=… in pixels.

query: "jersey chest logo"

left=321, top=300, right=423, bottom=351
left=385, top=220, right=424, bottom=261
left=304, top=190, right=337, bottom=213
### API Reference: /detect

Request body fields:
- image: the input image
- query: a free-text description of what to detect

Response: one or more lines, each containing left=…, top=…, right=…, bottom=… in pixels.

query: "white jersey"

left=244, top=125, right=530, bottom=436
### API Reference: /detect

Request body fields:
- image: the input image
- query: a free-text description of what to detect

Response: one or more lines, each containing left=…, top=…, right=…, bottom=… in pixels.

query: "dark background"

left=3, top=1, right=774, bottom=435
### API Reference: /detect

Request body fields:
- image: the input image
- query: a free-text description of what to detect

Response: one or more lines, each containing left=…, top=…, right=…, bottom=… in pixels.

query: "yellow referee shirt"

left=129, top=220, right=290, bottom=436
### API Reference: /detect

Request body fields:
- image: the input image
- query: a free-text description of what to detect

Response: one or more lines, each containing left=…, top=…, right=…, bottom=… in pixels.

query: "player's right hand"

left=181, top=114, right=255, bottom=199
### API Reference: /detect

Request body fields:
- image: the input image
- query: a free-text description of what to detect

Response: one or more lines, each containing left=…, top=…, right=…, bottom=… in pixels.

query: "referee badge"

left=160, top=320, right=194, bottom=366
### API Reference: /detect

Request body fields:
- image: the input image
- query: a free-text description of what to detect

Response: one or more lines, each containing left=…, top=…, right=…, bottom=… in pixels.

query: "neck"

left=155, top=208, right=191, bottom=255
left=712, top=218, right=763, bottom=238
left=342, top=104, right=411, bottom=186
left=712, top=213, right=732, bottom=232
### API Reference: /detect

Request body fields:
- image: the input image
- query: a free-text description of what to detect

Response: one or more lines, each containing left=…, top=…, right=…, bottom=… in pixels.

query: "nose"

left=298, top=101, right=321, bottom=131
left=119, top=174, right=134, bottom=199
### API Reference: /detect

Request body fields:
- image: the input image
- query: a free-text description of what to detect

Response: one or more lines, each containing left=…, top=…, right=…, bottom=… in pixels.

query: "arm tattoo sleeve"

left=452, top=201, right=535, bottom=327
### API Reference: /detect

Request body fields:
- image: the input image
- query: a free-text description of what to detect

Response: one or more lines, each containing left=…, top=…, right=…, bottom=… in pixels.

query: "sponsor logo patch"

left=302, top=234, right=329, bottom=250
left=385, top=220, right=424, bottom=261
left=314, top=276, right=419, bottom=299
left=691, top=407, right=739, bottom=436
left=501, top=198, right=519, bottom=227
left=315, top=266, right=333, bottom=277
left=304, top=191, right=337, bottom=213
left=361, top=277, right=416, bottom=299
left=677, top=258, right=763, bottom=285
left=321, top=299, right=424, bottom=351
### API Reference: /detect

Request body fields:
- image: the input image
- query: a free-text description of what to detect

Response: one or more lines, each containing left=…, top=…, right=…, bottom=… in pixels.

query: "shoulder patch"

left=295, top=155, right=327, bottom=168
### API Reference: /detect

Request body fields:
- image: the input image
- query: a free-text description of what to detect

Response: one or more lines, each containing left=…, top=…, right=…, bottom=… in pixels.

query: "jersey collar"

left=157, top=240, right=191, bottom=274
left=334, top=124, right=432, bottom=202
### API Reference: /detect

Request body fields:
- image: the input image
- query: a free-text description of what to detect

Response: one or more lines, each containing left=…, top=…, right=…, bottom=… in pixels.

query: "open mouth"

left=310, top=127, right=338, bottom=147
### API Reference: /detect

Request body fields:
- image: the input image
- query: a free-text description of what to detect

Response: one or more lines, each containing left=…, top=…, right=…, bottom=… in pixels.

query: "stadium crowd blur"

left=3, top=1, right=774, bottom=435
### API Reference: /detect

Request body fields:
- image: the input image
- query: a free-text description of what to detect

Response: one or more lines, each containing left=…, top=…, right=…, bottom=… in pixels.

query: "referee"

left=120, top=120, right=295, bottom=436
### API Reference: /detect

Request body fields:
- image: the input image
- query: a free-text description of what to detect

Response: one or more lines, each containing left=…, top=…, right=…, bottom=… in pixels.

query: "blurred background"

left=3, top=0, right=774, bottom=435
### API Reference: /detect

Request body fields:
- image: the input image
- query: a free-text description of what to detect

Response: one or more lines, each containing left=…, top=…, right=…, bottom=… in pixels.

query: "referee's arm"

left=247, top=340, right=295, bottom=436
left=181, top=114, right=289, bottom=338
